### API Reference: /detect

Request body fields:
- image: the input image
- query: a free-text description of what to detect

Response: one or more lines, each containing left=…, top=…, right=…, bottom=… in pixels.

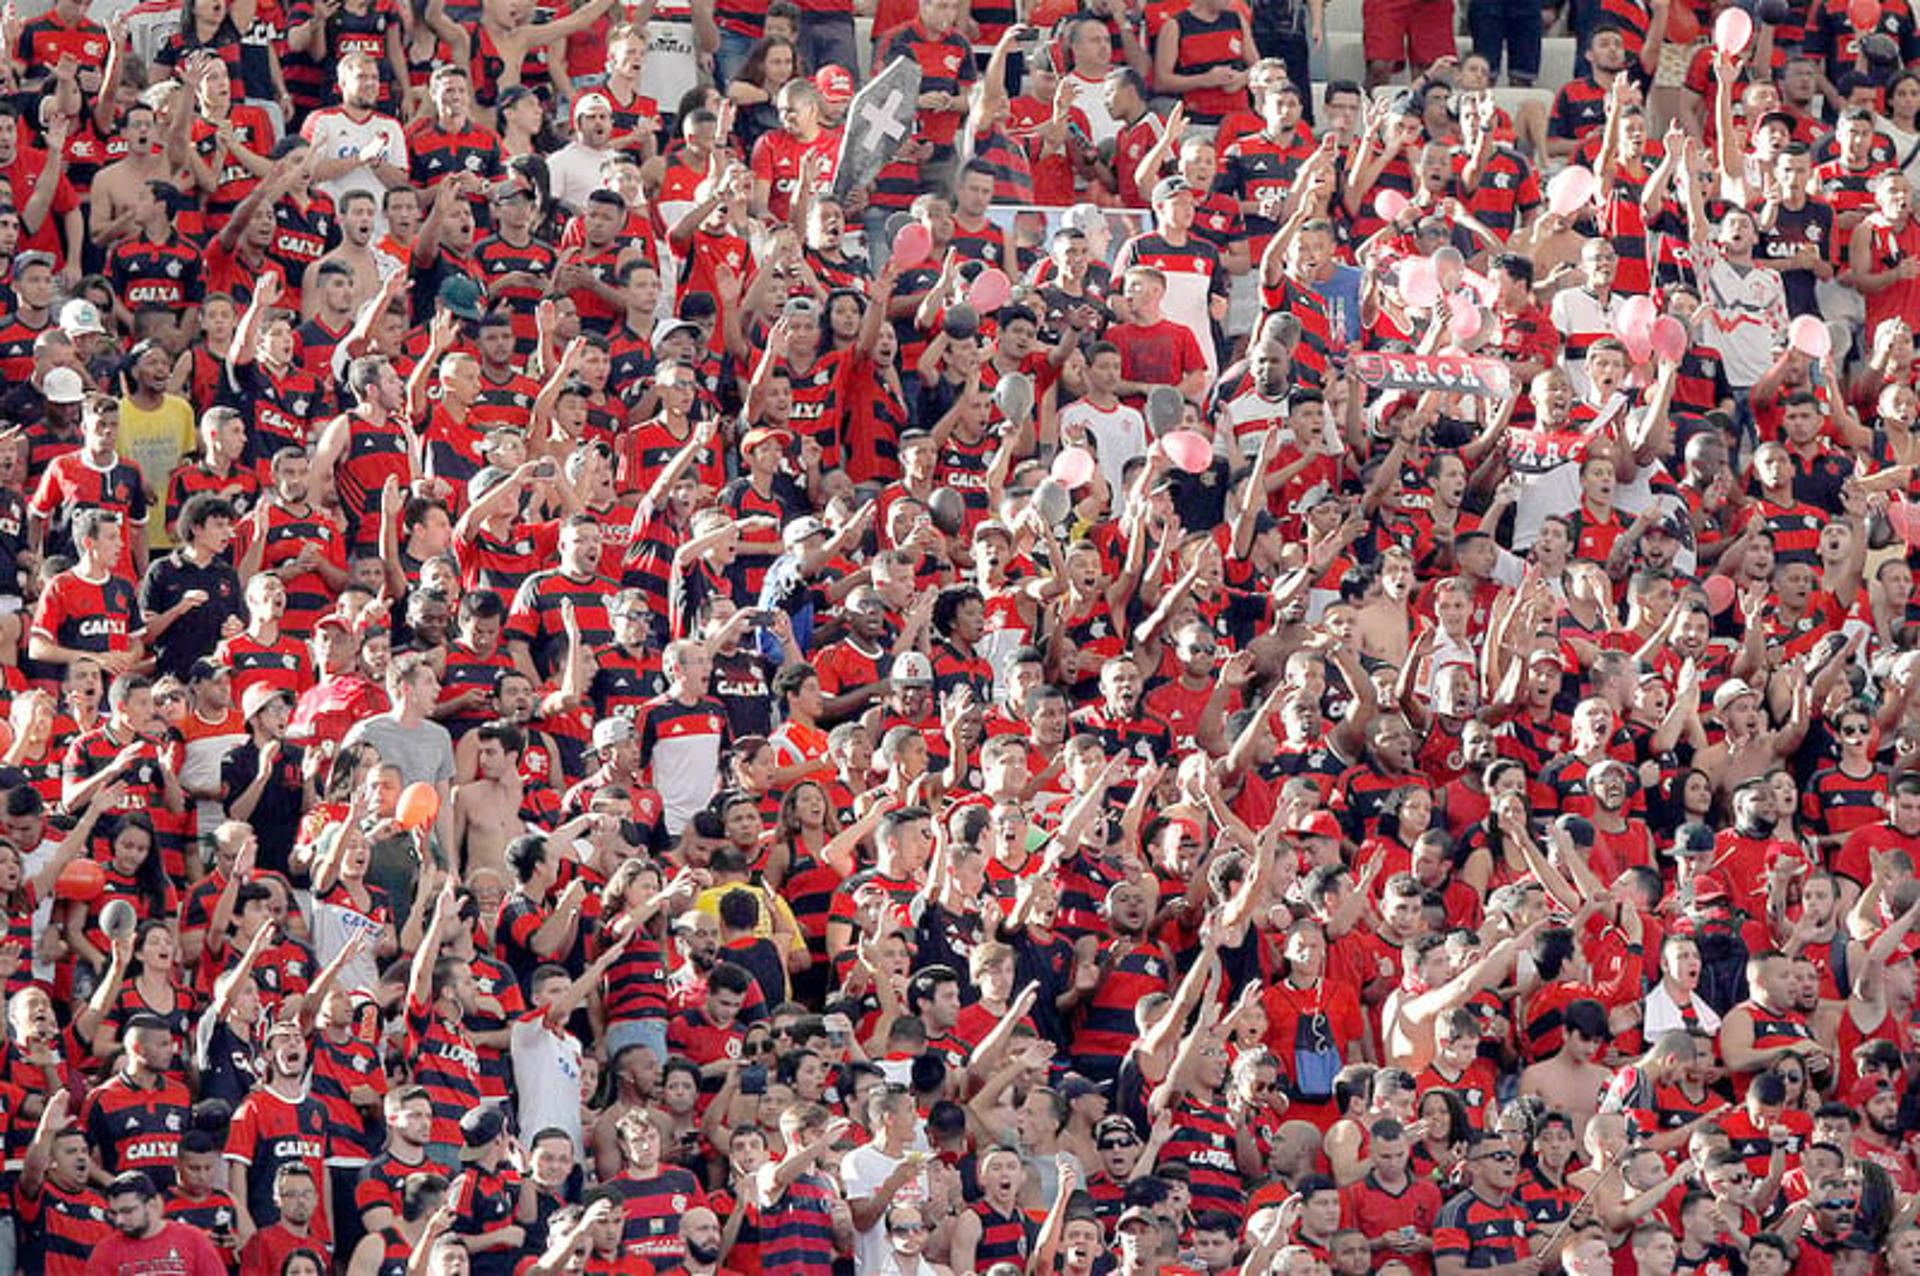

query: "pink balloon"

left=890, top=222, right=932, bottom=270
left=1051, top=446, right=1096, bottom=488
left=1702, top=574, right=1736, bottom=615
left=1890, top=501, right=1919, bottom=546
left=1789, top=314, right=1833, bottom=359
left=1714, top=6, right=1754, bottom=56
left=968, top=267, right=1011, bottom=313
left=1850, top=0, right=1881, bottom=27
left=1161, top=430, right=1213, bottom=474
left=1447, top=292, right=1483, bottom=341
left=1650, top=315, right=1689, bottom=363
left=1400, top=257, right=1442, bottom=310
left=1614, top=295, right=1658, bottom=361
left=1547, top=166, right=1598, bottom=219
left=1460, top=269, right=1501, bottom=305
left=1374, top=189, right=1411, bottom=222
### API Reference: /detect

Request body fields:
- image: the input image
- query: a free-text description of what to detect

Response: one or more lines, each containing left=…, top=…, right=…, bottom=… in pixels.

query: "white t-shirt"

left=1643, top=982, right=1723, bottom=1040
left=1695, top=243, right=1790, bottom=389
left=1548, top=286, right=1621, bottom=402
left=300, top=107, right=409, bottom=229
left=1063, top=70, right=1122, bottom=146
left=549, top=142, right=617, bottom=215
left=1058, top=397, right=1148, bottom=506
left=511, top=1011, right=587, bottom=1153
left=840, top=1142, right=931, bottom=1275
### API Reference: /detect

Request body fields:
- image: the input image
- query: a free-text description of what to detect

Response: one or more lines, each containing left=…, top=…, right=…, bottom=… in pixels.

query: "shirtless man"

left=1353, top=547, right=1416, bottom=669
left=1519, top=998, right=1615, bottom=1141
left=451, top=720, right=529, bottom=878
left=1696, top=672, right=1810, bottom=800
left=1381, top=927, right=1530, bottom=1073
left=302, top=188, right=386, bottom=317
left=90, top=102, right=175, bottom=251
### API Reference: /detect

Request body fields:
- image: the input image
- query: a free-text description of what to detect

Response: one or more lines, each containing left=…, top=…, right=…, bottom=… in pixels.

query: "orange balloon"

left=1666, top=3, right=1701, bottom=43
left=396, top=781, right=441, bottom=830
left=55, top=858, right=105, bottom=902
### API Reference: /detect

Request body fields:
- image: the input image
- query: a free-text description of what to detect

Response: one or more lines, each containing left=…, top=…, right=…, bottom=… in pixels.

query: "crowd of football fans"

left=15, top=0, right=1920, bottom=1272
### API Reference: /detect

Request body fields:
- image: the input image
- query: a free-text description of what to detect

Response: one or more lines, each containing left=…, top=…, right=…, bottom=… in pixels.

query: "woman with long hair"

left=92, top=919, right=199, bottom=1063
left=725, top=36, right=802, bottom=155
left=66, top=812, right=175, bottom=985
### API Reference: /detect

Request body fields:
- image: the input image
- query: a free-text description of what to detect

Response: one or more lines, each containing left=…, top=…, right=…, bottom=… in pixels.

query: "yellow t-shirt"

left=117, top=394, right=197, bottom=549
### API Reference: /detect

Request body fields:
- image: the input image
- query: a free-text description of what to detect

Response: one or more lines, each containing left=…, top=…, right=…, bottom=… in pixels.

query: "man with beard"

left=1848, top=1081, right=1918, bottom=1191
left=93, top=1171, right=225, bottom=1276
left=1333, top=714, right=1423, bottom=841
left=354, top=1088, right=433, bottom=1235
left=1709, top=777, right=1814, bottom=919
left=1722, top=952, right=1828, bottom=1096
left=288, top=616, right=390, bottom=754
left=506, top=516, right=617, bottom=685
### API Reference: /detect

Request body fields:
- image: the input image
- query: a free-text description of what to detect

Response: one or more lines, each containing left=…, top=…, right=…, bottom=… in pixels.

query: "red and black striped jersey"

left=354, top=1150, right=429, bottom=1225
left=1166, top=8, right=1251, bottom=125
left=1434, top=1189, right=1531, bottom=1268
left=1072, top=940, right=1172, bottom=1070
left=226, top=1086, right=331, bottom=1235
left=215, top=631, right=315, bottom=703
left=588, top=645, right=666, bottom=723
left=950, top=215, right=1013, bottom=270
left=17, top=1177, right=110, bottom=1276
left=267, top=195, right=339, bottom=311
left=1158, top=1095, right=1245, bottom=1216
left=1548, top=75, right=1608, bottom=144
left=406, top=118, right=503, bottom=191
left=82, top=1070, right=192, bottom=1189
left=228, top=503, right=347, bottom=639
left=1457, top=144, right=1541, bottom=240
left=311, top=1030, right=386, bottom=1163
left=109, top=236, right=204, bottom=316
left=472, top=367, right=542, bottom=427
left=473, top=235, right=557, bottom=351
left=404, top=994, right=484, bottom=1151
left=0, top=312, right=52, bottom=384
left=1815, top=157, right=1885, bottom=259
left=333, top=416, right=412, bottom=551
left=455, top=520, right=562, bottom=612
left=223, top=360, right=331, bottom=464
left=609, top=1166, right=709, bottom=1260
left=1804, top=764, right=1890, bottom=840
left=506, top=570, right=617, bottom=680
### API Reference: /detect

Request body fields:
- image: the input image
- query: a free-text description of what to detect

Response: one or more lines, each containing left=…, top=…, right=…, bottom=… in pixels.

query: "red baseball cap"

left=815, top=65, right=855, bottom=106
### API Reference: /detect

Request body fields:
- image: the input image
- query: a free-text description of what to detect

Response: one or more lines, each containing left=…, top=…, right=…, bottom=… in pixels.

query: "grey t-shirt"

left=343, top=715, right=455, bottom=790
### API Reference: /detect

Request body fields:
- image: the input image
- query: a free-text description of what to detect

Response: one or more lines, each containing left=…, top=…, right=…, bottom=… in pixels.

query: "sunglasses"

left=1098, top=1138, right=1139, bottom=1150
left=1474, top=1150, right=1518, bottom=1164
left=1818, top=1198, right=1857, bottom=1211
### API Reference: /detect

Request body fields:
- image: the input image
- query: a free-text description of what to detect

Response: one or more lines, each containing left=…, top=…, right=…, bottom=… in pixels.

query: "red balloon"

left=1851, top=0, right=1882, bottom=28
left=1666, top=2, right=1701, bottom=42
left=55, top=859, right=105, bottom=902
left=396, top=782, right=442, bottom=831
